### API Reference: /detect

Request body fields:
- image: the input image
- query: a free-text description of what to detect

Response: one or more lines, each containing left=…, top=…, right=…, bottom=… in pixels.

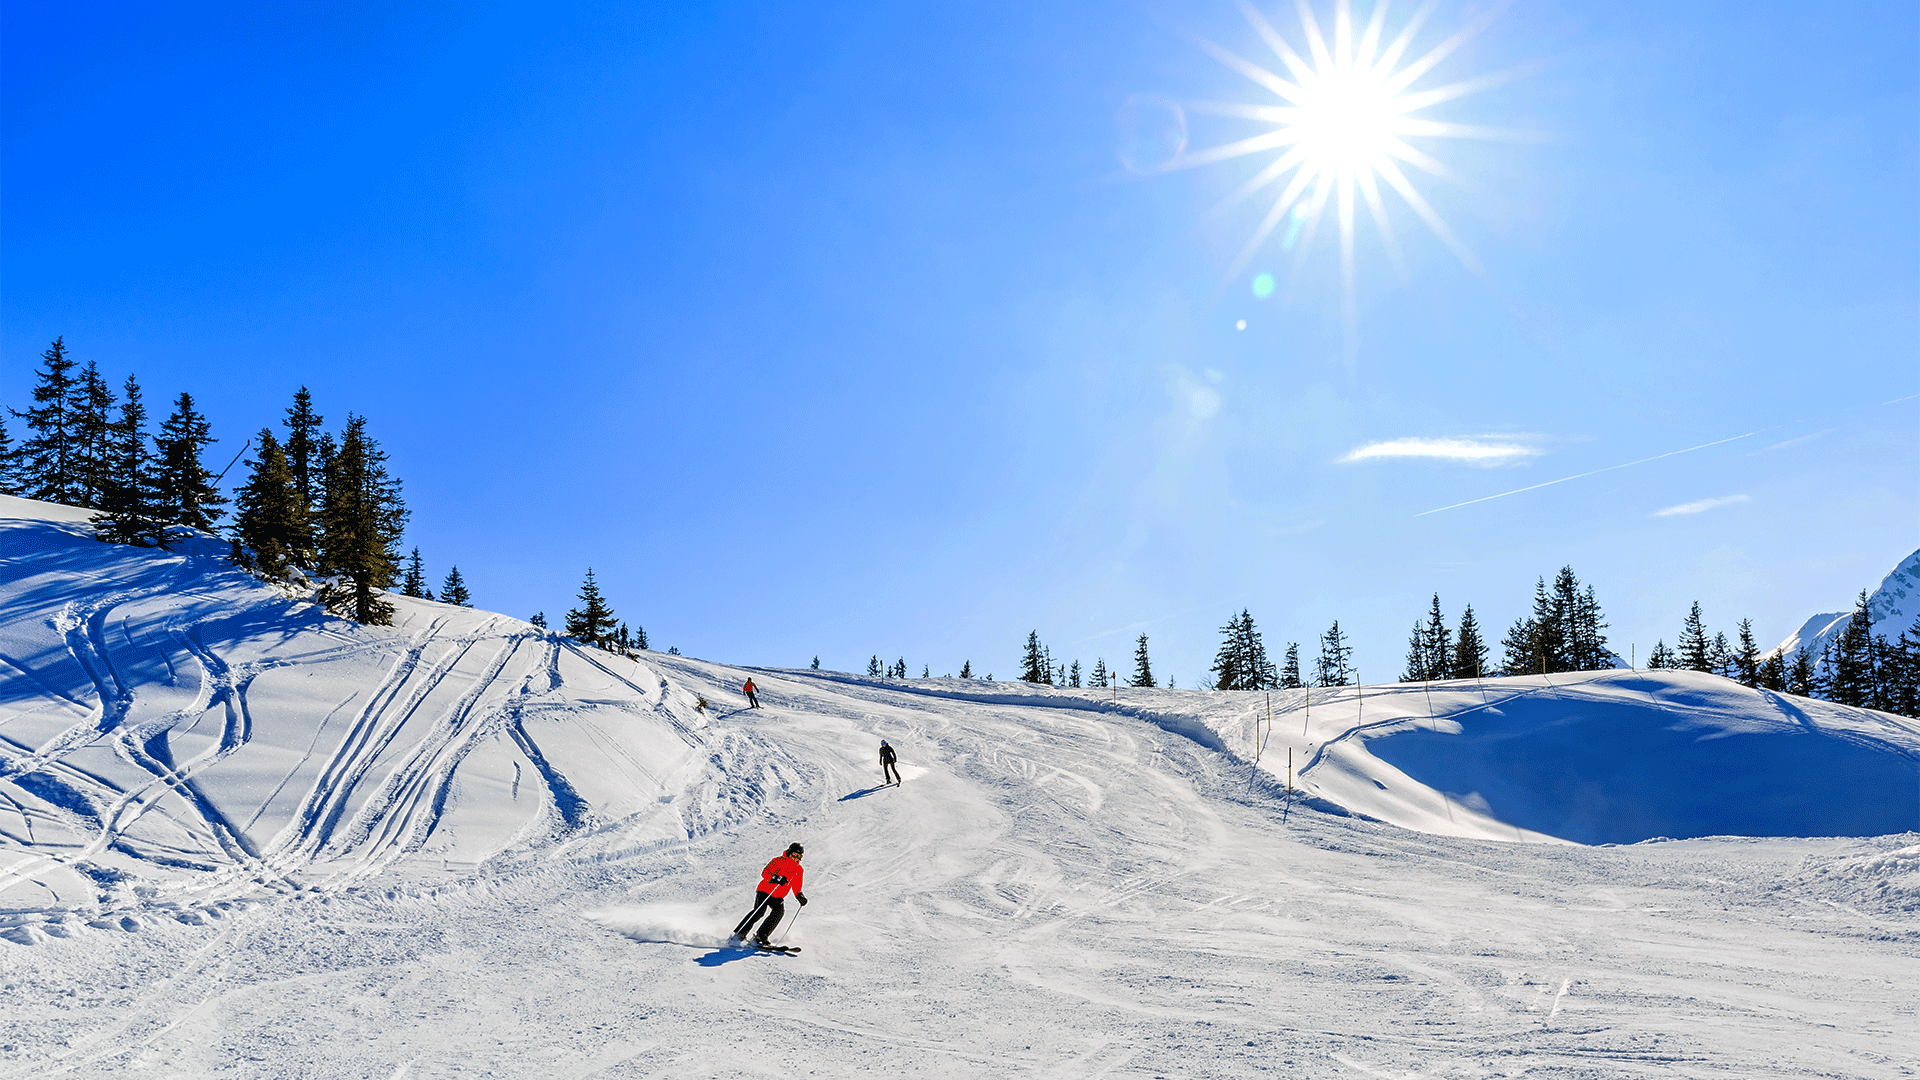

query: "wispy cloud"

left=1340, top=437, right=1539, bottom=467
left=1654, top=494, right=1750, bottom=517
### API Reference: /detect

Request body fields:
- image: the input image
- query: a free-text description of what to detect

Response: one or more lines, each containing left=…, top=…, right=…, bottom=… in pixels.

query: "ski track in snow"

left=2, top=500, right=1919, bottom=1077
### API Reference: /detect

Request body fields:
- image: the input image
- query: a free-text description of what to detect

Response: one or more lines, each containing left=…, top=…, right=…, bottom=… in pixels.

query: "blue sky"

left=4, top=1, right=1915, bottom=684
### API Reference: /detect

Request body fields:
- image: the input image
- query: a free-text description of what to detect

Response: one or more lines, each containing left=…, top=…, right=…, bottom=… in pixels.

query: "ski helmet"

left=786, top=842, right=804, bottom=857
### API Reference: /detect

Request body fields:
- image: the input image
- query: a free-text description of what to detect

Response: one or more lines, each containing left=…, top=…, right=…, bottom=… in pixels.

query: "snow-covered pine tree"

left=231, top=429, right=308, bottom=577
left=1132, top=633, right=1156, bottom=688
left=91, top=375, right=165, bottom=546
left=1678, top=602, right=1712, bottom=672
left=1452, top=605, right=1487, bottom=679
left=11, top=338, right=83, bottom=505
left=1826, top=591, right=1877, bottom=707
left=318, top=415, right=408, bottom=625
left=400, top=548, right=432, bottom=599
left=564, top=569, right=617, bottom=648
left=1280, top=642, right=1303, bottom=689
left=72, top=361, right=117, bottom=510
left=1735, top=618, right=1758, bottom=684
left=1315, top=621, right=1353, bottom=686
left=867, top=655, right=884, bottom=678
left=283, top=388, right=325, bottom=519
left=440, top=566, right=472, bottom=607
left=152, top=392, right=226, bottom=532
left=1020, top=631, right=1048, bottom=684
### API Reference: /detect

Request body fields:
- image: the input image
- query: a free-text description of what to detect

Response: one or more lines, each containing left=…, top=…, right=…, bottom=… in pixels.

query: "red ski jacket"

left=758, top=855, right=804, bottom=899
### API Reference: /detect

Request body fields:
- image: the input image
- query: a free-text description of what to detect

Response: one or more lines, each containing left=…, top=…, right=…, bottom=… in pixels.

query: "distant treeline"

left=977, top=565, right=1916, bottom=719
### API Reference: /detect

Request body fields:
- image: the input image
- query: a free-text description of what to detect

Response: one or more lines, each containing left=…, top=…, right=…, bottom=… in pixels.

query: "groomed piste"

left=2, top=494, right=1917, bottom=1078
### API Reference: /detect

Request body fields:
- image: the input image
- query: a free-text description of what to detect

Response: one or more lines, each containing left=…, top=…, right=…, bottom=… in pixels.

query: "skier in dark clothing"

left=732, top=842, right=807, bottom=946
left=880, top=740, right=901, bottom=786
left=743, top=678, right=761, bottom=709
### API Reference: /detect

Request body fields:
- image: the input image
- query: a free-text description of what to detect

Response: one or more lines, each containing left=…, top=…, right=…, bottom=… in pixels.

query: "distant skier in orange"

left=743, top=677, right=761, bottom=709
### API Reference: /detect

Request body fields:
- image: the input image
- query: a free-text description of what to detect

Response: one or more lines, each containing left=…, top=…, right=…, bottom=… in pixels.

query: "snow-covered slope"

left=0, top=495, right=709, bottom=917
left=1773, top=548, right=1920, bottom=660
left=3, top=497, right=1918, bottom=1077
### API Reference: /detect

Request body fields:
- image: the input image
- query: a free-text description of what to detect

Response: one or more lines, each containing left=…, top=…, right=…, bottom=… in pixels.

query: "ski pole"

left=777, top=904, right=804, bottom=944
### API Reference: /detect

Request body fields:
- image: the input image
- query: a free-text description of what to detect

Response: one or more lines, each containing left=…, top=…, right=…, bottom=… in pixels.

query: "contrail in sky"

left=1413, top=430, right=1765, bottom=517
left=1414, top=392, right=1919, bottom=518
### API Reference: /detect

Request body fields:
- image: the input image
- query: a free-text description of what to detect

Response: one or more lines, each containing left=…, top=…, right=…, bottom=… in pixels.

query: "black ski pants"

left=882, top=759, right=901, bottom=785
left=733, top=890, right=785, bottom=941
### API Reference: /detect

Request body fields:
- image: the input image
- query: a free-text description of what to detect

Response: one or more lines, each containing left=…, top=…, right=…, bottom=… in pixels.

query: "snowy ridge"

left=0, top=495, right=710, bottom=925
left=1773, top=547, right=1920, bottom=660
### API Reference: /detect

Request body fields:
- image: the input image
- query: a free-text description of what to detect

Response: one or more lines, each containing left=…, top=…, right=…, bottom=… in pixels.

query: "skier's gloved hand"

left=770, top=874, right=788, bottom=886
left=796, top=893, right=808, bottom=906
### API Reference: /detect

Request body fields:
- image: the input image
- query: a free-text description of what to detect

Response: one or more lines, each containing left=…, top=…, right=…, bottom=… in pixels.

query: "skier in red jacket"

left=731, top=842, right=807, bottom=946
left=743, top=678, right=761, bottom=709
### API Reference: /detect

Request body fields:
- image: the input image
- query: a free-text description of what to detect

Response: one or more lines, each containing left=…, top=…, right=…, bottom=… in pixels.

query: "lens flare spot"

left=1235, top=319, right=1247, bottom=331
left=1251, top=272, right=1275, bottom=298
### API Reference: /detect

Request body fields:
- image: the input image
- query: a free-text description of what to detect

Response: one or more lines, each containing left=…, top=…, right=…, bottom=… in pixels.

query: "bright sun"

left=1170, top=0, right=1529, bottom=328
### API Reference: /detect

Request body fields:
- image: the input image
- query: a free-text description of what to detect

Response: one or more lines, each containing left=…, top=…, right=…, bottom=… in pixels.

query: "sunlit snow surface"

left=2, top=496, right=1917, bottom=1078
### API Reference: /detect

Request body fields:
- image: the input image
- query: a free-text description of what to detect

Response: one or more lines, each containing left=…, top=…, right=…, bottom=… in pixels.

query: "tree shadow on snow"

left=838, top=785, right=893, bottom=801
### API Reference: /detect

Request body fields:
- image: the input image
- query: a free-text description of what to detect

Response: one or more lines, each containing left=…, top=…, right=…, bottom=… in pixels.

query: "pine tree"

left=0, top=414, right=17, bottom=495
left=1280, top=642, right=1303, bottom=689
left=530, top=612, right=547, bottom=628
left=960, top=660, right=973, bottom=679
left=91, top=375, right=165, bottom=546
left=11, top=338, right=84, bottom=505
left=1020, top=631, right=1049, bottom=684
left=1213, top=610, right=1276, bottom=691
left=1452, top=605, right=1487, bottom=679
left=1826, top=590, right=1877, bottom=707
left=1089, top=658, right=1108, bottom=688
left=564, top=569, right=618, bottom=648
left=1886, top=614, right=1920, bottom=718
left=72, top=361, right=117, bottom=509
left=1069, top=660, right=1081, bottom=687
left=1131, top=633, right=1156, bottom=688
left=922, top=664, right=931, bottom=679
left=283, top=388, right=325, bottom=517
left=896, top=657, right=908, bottom=679
left=632, top=625, right=648, bottom=650
left=231, top=430, right=303, bottom=576
left=1678, top=602, right=1712, bottom=672
left=1647, top=640, right=1676, bottom=669
left=401, top=548, right=432, bottom=599
left=1315, top=621, right=1353, bottom=686
left=811, top=655, right=820, bottom=669
left=1788, top=647, right=1818, bottom=697
left=152, top=392, right=226, bottom=532
left=1566, top=582, right=1613, bottom=671
left=1706, top=632, right=1732, bottom=679
left=1757, top=650, right=1787, bottom=692
left=867, top=655, right=884, bottom=678
left=440, top=566, right=472, bottom=607
left=1500, top=614, right=1536, bottom=677
left=317, top=415, right=408, bottom=625
left=1730, top=619, right=1760, bottom=686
